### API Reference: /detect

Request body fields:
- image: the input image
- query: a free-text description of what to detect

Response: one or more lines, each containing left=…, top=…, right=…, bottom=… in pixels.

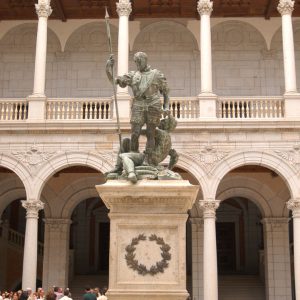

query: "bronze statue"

left=106, top=52, right=180, bottom=182
left=106, top=52, right=170, bottom=164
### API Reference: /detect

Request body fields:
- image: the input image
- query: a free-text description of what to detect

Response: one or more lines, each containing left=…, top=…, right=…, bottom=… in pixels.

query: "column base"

left=284, top=92, right=300, bottom=118
left=96, top=180, right=199, bottom=300
left=198, top=93, right=217, bottom=119
left=27, top=94, right=47, bottom=121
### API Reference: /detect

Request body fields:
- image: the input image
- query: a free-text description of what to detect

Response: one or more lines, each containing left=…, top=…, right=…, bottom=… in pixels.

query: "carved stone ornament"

left=12, top=144, right=56, bottom=171
left=277, top=0, right=294, bottom=15
left=44, top=219, right=72, bottom=231
left=21, top=200, right=44, bottom=218
left=261, top=218, right=289, bottom=230
left=116, top=0, right=132, bottom=17
left=199, top=200, right=220, bottom=218
left=184, top=146, right=229, bottom=173
left=197, top=0, right=213, bottom=16
left=125, top=234, right=171, bottom=276
left=287, top=199, right=300, bottom=218
left=35, top=2, right=52, bottom=18
left=97, top=151, right=118, bottom=164
left=274, top=144, right=300, bottom=170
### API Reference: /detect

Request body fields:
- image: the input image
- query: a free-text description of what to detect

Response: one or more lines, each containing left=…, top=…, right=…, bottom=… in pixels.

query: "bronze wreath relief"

left=125, top=233, right=171, bottom=276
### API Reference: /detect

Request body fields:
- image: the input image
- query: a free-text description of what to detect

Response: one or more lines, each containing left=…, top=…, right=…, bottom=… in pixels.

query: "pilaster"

left=262, top=217, right=292, bottom=300
left=287, top=198, right=300, bottom=300
left=42, top=218, right=72, bottom=290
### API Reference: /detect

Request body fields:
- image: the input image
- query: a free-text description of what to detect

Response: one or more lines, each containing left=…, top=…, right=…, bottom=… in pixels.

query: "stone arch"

left=0, top=178, right=26, bottom=218
left=133, top=21, right=199, bottom=97
left=0, top=154, right=32, bottom=199
left=216, top=176, right=278, bottom=217
left=33, top=151, right=113, bottom=201
left=211, top=20, right=272, bottom=96
left=0, top=23, right=61, bottom=98
left=57, top=22, right=118, bottom=97
left=177, top=152, right=207, bottom=199
left=209, top=150, right=297, bottom=201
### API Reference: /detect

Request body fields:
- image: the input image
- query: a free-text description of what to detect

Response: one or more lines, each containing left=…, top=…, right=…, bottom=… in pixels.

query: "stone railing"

left=217, top=96, right=284, bottom=119
left=0, top=98, right=28, bottom=121
left=0, top=224, right=43, bottom=256
left=46, top=98, right=113, bottom=120
left=169, top=97, right=199, bottom=119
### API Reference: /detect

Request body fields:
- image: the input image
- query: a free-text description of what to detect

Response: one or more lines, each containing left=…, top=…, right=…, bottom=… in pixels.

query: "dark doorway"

left=217, top=222, right=236, bottom=274
left=98, top=222, right=110, bottom=272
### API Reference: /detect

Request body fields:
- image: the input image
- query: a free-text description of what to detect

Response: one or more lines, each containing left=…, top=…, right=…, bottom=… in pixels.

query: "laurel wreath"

left=125, top=233, right=171, bottom=276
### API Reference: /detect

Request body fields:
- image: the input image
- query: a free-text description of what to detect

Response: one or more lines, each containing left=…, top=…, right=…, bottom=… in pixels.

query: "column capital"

left=287, top=199, right=300, bottom=217
left=199, top=199, right=220, bottom=218
left=277, top=0, right=294, bottom=16
left=35, top=1, right=52, bottom=18
left=21, top=200, right=44, bottom=219
left=197, top=0, right=213, bottom=16
left=44, top=218, right=72, bottom=231
left=116, top=0, right=132, bottom=17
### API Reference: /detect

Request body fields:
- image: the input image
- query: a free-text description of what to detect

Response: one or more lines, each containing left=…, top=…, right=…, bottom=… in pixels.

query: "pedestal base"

left=96, top=180, right=199, bottom=300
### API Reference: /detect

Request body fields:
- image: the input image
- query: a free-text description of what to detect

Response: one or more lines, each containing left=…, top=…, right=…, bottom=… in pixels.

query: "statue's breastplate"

left=132, top=70, right=159, bottom=100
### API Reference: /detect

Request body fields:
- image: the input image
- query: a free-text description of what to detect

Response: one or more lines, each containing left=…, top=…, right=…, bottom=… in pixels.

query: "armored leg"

left=131, top=123, right=142, bottom=152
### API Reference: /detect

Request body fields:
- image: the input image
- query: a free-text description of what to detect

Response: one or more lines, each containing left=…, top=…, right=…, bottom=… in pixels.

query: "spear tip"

left=105, top=6, right=109, bottom=19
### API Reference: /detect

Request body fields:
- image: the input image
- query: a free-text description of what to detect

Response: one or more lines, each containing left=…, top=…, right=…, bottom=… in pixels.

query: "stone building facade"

left=0, top=0, right=300, bottom=300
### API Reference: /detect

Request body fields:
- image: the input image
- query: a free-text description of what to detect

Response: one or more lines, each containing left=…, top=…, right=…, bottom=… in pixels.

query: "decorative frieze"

left=116, top=0, right=132, bottom=17
left=287, top=199, right=300, bottom=218
left=22, top=200, right=44, bottom=218
left=199, top=200, right=220, bottom=218
left=35, top=1, right=52, bottom=18
left=197, top=0, right=213, bottom=16
left=184, top=146, right=229, bottom=173
left=274, top=144, right=300, bottom=170
left=12, top=144, right=56, bottom=172
left=277, top=0, right=294, bottom=16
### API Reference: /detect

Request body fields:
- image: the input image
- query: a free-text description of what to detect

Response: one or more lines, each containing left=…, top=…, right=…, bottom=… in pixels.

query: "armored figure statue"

left=106, top=52, right=170, bottom=164
left=106, top=52, right=181, bottom=182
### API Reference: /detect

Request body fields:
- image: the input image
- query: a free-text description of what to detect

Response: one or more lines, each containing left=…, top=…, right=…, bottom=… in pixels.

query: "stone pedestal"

left=96, top=180, right=199, bottom=300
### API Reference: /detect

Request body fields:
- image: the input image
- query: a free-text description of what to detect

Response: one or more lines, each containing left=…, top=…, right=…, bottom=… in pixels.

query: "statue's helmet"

left=134, top=52, right=148, bottom=65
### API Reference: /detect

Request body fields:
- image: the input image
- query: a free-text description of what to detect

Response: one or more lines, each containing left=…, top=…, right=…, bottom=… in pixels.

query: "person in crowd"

left=59, top=289, right=72, bottom=300
left=45, top=291, right=55, bottom=300
left=53, top=287, right=62, bottom=300
left=36, top=288, right=44, bottom=300
left=82, top=287, right=96, bottom=300
left=19, top=291, right=28, bottom=300
left=12, top=292, right=19, bottom=300
left=97, top=288, right=107, bottom=300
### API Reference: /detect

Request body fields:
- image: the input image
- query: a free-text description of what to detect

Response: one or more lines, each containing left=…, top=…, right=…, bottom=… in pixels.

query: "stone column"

left=197, top=0, right=217, bottom=118
left=262, top=218, right=292, bottom=300
left=115, top=0, right=132, bottom=120
left=21, top=200, right=44, bottom=291
left=287, top=199, right=300, bottom=300
left=42, top=218, right=72, bottom=290
left=27, top=0, right=52, bottom=121
left=190, top=218, right=204, bottom=300
left=199, top=200, right=220, bottom=300
left=277, top=0, right=300, bottom=117
left=96, top=180, right=199, bottom=300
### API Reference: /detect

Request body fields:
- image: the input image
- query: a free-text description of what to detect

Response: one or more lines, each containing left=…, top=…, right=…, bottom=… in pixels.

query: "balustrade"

left=218, top=96, right=284, bottom=119
left=0, top=99, right=28, bottom=120
left=0, top=96, right=288, bottom=121
left=46, top=98, right=113, bottom=120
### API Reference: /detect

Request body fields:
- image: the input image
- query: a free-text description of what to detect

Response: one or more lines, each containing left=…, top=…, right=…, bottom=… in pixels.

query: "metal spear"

left=105, top=7, right=122, bottom=148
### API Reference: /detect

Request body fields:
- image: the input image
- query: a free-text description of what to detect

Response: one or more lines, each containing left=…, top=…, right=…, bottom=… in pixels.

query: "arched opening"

left=216, top=165, right=292, bottom=300
left=0, top=166, right=43, bottom=291
left=217, top=197, right=265, bottom=299
left=69, top=197, right=109, bottom=292
left=40, top=165, right=106, bottom=296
